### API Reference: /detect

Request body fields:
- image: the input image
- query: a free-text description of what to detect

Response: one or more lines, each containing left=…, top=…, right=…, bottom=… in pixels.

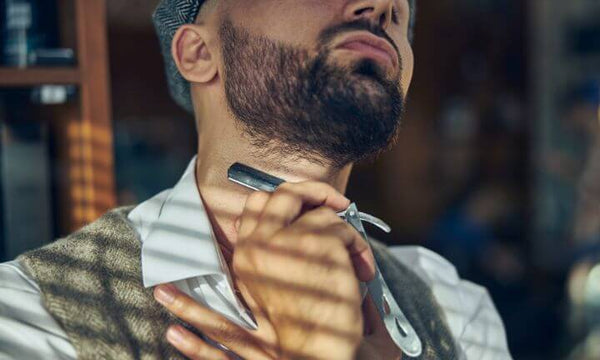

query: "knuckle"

left=222, top=331, right=244, bottom=347
left=232, top=245, right=253, bottom=270
left=303, top=181, right=333, bottom=199
left=314, top=206, right=339, bottom=219
left=191, top=343, right=208, bottom=359
left=277, top=181, right=294, bottom=191
left=301, top=238, right=324, bottom=254
left=299, top=231, right=337, bottom=253
left=273, top=186, right=300, bottom=203
left=213, top=323, right=244, bottom=345
left=211, top=319, right=230, bottom=338
left=192, top=345, right=220, bottom=360
left=233, top=243, right=263, bottom=274
left=169, top=294, right=187, bottom=313
left=328, top=232, right=348, bottom=249
left=299, top=231, right=318, bottom=244
left=315, top=188, right=330, bottom=202
left=276, top=182, right=303, bottom=201
left=325, top=223, right=356, bottom=243
left=297, top=231, right=323, bottom=250
left=246, top=191, right=270, bottom=206
left=339, top=221, right=359, bottom=236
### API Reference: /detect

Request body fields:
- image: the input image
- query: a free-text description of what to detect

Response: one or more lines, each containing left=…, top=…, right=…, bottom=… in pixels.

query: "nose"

left=344, top=0, right=394, bottom=30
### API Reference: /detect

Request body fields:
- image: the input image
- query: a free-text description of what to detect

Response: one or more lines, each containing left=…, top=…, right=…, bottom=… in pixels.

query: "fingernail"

left=167, top=326, right=185, bottom=344
left=154, top=285, right=176, bottom=305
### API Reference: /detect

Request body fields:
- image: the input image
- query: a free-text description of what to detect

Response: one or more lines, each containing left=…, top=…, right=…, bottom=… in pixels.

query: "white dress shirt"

left=0, top=156, right=512, bottom=359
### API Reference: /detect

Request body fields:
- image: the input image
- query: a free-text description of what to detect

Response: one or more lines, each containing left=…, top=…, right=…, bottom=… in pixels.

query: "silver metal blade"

left=228, top=163, right=284, bottom=192
left=343, top=204, right=422, bottom=357
left=358, top=212, right=391, bottom=233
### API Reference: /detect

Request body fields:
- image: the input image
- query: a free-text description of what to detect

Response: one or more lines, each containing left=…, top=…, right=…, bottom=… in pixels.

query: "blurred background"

left=0, top=0, right=599, bottom=358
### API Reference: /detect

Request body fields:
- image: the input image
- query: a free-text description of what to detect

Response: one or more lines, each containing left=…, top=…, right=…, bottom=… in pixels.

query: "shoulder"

left=0, top=260, right=77, bottom=359
left=18, top=205, right=139, bottom=268
left=387, top=245, right=513, bottom=359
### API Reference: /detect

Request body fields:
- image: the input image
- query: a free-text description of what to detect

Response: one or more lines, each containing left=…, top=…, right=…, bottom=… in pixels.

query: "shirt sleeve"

left=0, top=260, right=77, bottom=360
left=388, top=246, right=513, bottom=360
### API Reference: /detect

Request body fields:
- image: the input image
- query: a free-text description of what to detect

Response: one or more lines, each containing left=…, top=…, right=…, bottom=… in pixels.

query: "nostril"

left=379, top=13, right=387, bottom=27
left=354, top=7, right=374, bottom=17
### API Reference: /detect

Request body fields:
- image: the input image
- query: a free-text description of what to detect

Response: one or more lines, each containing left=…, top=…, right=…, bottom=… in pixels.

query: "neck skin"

left=191, top=80, right=354, bottom=260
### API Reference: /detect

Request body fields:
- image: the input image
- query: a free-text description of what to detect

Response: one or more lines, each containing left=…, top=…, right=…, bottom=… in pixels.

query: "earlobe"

left=171, top=24, right=218, bottom=84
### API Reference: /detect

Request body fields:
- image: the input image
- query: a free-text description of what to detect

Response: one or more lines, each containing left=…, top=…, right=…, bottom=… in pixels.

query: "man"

left=0, top=0, right=512, bottom=359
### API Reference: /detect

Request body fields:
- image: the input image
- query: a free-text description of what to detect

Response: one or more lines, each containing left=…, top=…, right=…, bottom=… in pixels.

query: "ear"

left=171, top=24, right=218, bottom=84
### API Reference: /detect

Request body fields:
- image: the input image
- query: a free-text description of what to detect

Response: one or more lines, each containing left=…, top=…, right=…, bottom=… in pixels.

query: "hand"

left=154, top=283, right=278, bottom=360
left=232, top=181, right=376, bottom=359
left=155, top=181, right=376, bottom=359
left=153, top=285, right=401, bottom=360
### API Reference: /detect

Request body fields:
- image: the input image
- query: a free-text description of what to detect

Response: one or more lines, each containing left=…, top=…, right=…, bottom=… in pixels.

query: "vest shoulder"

left=18, top=205, right=138, bottom=260
left=14, top=205, right=182, bottom=359
left=368, top=239, right=459, bottom=359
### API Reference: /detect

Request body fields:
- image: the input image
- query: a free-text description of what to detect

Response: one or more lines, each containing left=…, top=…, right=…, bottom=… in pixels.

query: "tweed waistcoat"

left=18, top=206, right=457, bottom=360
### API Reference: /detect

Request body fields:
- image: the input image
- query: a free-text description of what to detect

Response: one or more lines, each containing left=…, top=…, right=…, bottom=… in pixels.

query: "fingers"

left=238, top=181, right=351, bottom=242
left=294, top=208, right=376, bottom=281
left=237, top=191, right=270, bottom=240
left=165, top=324, right=230, bottom=360
left=321, top=222, right=376, bottom=282
left=236, top=180, right=374, bottom=281
left=275, top=181, right=350, bottom=211
left=154, top=284, right=273, bottom=360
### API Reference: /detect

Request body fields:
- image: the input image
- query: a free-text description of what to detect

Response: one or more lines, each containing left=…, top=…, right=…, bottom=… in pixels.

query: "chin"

left=352, top=58, right=396, bottom=82
left=347, top=70, right=391, bottom=96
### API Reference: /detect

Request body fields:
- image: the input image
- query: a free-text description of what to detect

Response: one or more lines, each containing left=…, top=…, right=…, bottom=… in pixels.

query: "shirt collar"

left=137, top=156, right=230, bottom=288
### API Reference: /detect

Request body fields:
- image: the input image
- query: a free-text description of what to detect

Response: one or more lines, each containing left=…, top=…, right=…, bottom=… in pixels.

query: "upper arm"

left=388, top=246, right=513, bottom=360
left=0, top=261, right=78, bottom=360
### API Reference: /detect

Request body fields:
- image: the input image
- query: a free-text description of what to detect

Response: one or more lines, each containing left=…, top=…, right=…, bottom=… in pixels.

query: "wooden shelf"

left=0, top=67, right=80, bottom=86
left=1, top=0, right=116, bottom=233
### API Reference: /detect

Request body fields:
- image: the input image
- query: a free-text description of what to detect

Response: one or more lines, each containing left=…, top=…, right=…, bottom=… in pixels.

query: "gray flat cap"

left=153, top=0, right=416, bottom=114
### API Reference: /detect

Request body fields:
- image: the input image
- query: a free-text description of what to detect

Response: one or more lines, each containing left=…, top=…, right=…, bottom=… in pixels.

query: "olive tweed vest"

left=18, top=206, right=457, bottom=359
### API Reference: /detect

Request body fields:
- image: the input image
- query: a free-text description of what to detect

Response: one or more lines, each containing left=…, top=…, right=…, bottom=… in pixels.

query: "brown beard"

left=220, top=17, right=405, bottom=169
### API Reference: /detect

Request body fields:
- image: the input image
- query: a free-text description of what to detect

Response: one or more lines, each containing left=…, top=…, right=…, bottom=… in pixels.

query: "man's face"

left=216, top=0, right=414, bottom=168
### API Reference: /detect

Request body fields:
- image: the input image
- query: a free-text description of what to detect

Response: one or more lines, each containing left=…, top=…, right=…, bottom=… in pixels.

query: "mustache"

left=317, top=19, right=400, bottom=61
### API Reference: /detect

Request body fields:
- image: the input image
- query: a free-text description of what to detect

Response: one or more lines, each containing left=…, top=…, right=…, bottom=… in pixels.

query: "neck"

left=192, top=94, right=353, bottom=257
